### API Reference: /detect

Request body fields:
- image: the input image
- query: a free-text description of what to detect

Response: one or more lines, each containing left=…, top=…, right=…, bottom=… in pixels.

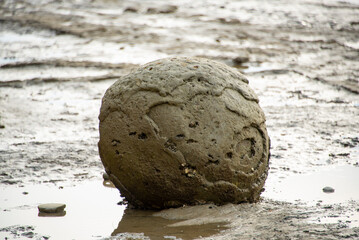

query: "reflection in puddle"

left=0, top=180, right=227, bottom=240
left=263, top=165, right=359, bottom=204
left=113, top=209, right=227, bottom=240
left=0, top=32, right=54, bottom=43
left=38, top=211, right=67, bottom=217
left=112, top=209, right=226, bottom=240
left=0, top=58, right=18, bottom=66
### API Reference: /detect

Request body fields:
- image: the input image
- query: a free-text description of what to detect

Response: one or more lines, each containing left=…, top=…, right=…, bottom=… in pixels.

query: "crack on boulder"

left=144, top=114, right=160, bottom=136
left=123, top=87, right=168, bottom=105
left=225, top=103, right=248, bottom=119
left=239, top=138, right=256, bottom=159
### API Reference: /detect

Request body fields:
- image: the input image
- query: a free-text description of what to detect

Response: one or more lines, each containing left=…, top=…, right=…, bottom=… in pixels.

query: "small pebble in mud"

left=38, top=203, right=66, bottom=213
left=98, top=57, right=270, bottom=209
left=147, top=5, right=178, bottom=14
left=232, top=55, right=249, bottom=65
left=322, top=186, right=335, bottom=193
left=124, top=6, right=139, bottom=13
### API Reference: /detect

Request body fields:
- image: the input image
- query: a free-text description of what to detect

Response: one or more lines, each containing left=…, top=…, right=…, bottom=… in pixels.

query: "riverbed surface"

left=0, top=0, right=359, bottom=239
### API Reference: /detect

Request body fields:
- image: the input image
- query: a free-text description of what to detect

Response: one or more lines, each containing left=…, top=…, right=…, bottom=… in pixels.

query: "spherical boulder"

left=98, top=57, right=270, bottom=209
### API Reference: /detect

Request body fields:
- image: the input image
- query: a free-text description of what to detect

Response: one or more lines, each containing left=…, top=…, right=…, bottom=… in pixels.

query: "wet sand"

left=1, top=0, right=359, bottom=239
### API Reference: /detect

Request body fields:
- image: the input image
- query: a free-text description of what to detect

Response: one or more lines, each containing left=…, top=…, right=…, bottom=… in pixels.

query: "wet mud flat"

left=0, top=0, right=359, bottom=239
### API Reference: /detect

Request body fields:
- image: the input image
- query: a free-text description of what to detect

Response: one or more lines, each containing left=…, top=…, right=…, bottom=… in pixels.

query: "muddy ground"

left=0, top=0, right=359, bottom=239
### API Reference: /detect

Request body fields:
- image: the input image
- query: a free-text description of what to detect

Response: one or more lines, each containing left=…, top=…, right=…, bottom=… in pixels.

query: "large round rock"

left=98, top=57, right=270, bottom=209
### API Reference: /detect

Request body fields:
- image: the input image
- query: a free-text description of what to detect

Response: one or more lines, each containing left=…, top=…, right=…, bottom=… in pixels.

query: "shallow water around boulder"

left=0, top=180, right=229, bottom=240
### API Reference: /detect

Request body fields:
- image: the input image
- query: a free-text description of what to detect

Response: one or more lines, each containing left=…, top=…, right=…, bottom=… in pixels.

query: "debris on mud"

left=0, top=225, right=47, bottom=240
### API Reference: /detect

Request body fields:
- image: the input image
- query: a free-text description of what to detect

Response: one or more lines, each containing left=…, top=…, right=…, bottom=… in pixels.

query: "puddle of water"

left=263, top=165, right=359, bottom=205
left=0, top=32, right=54, bottom=44
left=0, top=180, right=226, bottom=240
left=0, top=58, right=18, bottom=66
left=264, top=165, right=359, bottom=227
left=0, top=66, right=112, bottom=82
left=0, top=181, right=125, bottom=240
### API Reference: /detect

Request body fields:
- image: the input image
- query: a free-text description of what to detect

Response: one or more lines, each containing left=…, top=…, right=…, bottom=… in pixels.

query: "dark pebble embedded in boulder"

left=38, top=203, right=66, bottom=213
left=98, top=57, right=270, bottom=209
left=322, top=186, right=335, bottom=193
left=103, top=172, right=110, bottom=180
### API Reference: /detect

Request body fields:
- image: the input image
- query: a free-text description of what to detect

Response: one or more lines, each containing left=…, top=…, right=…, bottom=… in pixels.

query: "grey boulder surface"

left=98, top=57, right=270, bottom=209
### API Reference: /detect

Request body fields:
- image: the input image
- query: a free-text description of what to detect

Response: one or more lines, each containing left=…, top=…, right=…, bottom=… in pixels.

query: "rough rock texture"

left=98, top=57, right=270, bottom=209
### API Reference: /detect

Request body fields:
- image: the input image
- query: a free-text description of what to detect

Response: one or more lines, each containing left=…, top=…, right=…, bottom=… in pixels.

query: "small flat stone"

left=124, top=6, right=139, bottom=13
left=322, top=186, right=335, bottom=193
left=38, top=203, right=66, bottom=213
left=232, top=54, right=249, bottom=64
